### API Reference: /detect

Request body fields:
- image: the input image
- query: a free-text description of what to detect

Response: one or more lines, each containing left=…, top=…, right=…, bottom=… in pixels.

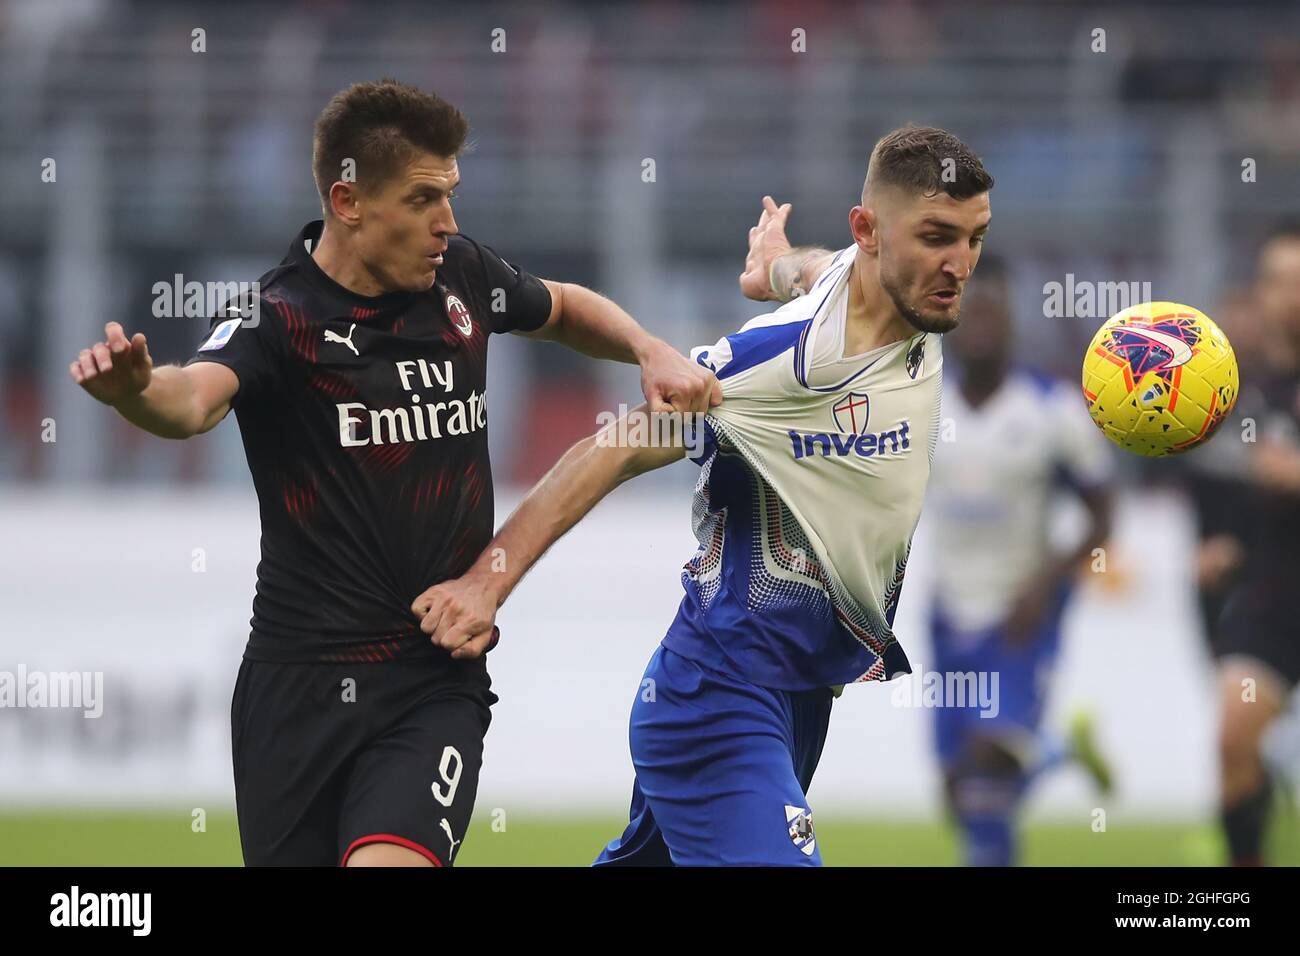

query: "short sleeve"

left=184, top=293, right=281, bottom=410
left=690, top=334, right=735, bottom=378
left=690, top=308, right=810, bottom=400
left=464, top=238, right=553, bottom=334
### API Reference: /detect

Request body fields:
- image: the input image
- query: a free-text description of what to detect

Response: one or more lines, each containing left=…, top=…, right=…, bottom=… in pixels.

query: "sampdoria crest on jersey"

left=831, top=391, right=871, bottom=434
left=785, top=805, right=816, bottom=856
left=906, top=338, right=925, bottom=379
left=444, top=293, right=473, bottom=337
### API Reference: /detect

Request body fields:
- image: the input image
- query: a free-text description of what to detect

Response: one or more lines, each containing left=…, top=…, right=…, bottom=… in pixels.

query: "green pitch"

left=0, top=811, right=1278, bottom=866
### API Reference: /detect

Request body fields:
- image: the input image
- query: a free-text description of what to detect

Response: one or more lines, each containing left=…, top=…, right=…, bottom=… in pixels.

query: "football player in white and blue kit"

left=413, top=127, right=994, bottom=865
left=925, top=255, right=1115, bottom=866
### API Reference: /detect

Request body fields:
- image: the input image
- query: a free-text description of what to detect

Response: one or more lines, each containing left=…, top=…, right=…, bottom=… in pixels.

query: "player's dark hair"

left=865, top=126, right=994, bottom=201
left=312, top=78, right=469, bottom=209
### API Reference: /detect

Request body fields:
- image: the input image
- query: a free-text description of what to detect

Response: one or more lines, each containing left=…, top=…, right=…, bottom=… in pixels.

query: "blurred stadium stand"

left=2, top=0, right=1299, bottom=484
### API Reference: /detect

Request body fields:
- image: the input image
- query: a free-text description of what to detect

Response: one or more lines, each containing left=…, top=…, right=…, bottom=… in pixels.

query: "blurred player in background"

left=1185, top=288, right=1264, bottom=665
left=415, top=127, right=993, bottom=865
left=924, top=255, right=1114, bottom=866
left=68, top=79, right=717, bottom=867
left=1204, top=222, right=1300, bottom=865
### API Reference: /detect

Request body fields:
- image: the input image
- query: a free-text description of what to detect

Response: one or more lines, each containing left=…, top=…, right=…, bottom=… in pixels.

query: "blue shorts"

left=594, top=645, right=834, bottom=866
left=930, top=587, right=1070, bottom=768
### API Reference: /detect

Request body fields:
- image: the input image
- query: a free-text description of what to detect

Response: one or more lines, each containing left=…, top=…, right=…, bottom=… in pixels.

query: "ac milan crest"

left=444, top=293, right=473, bottom=337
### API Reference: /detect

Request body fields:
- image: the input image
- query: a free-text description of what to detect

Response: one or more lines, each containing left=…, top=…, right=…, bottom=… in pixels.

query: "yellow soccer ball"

left=1081, top=301, right=1239, bottom=456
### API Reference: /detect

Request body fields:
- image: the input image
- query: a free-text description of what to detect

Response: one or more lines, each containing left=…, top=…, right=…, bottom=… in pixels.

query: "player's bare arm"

left=524, top=278, right=722, bottom=415
left=411, top=404, right=689, bottom=658
left=69, top=320, right=238, bottom=439
left=738, top=195, right=836, bottom=303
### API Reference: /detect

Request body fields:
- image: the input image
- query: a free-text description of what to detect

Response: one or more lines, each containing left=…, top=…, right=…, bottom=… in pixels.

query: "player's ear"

left=328, top=181, right=363, bottom=227
left=849, top=205, right=879, bottom=254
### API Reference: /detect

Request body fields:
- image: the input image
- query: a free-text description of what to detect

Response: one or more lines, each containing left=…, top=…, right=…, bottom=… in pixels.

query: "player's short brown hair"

left=312, top=78, right=469, bottom=209
left=864, top=126, right=994, bottom=202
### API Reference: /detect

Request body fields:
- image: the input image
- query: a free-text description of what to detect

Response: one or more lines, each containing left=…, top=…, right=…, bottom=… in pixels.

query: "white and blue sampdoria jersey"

left=663, top=246, right=943, bottom=691
left=926, top=369, right=1114, bottom=634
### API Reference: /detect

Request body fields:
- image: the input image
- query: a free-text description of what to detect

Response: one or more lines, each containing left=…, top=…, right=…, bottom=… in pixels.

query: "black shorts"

left=231, top=654, right=497, bottom=866
left=1213, top=573, right=1300, bottom=689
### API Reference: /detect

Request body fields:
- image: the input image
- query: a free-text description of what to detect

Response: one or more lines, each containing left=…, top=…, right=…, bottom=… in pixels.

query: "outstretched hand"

left=70, top=321, right=154, bottom=405
left=739, top=195, right=794, bottom=301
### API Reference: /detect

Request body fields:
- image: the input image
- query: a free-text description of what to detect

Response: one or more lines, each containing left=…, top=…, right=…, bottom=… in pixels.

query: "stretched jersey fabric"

left=663, top=246, right=943, bottom=690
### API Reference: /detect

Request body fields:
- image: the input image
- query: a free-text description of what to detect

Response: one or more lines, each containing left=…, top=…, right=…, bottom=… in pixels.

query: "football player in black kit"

left=69, top=79, right=720, bottom=867
left=1208, top=222, right=1300, bottom=866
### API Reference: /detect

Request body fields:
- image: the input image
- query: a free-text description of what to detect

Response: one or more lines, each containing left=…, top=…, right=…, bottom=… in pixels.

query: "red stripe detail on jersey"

left=382, top=441, right=413, bottom=472
left=363, top=442, right=394, bottom=473
left=465, top=468, right=485, bottom=513
left=341, top=834, right=444, bottom=867
left=310, top=369, right=358, bottom=399
left=297, top=304, right=317, bottom=363
left=278, top=300, right=314, bottom=363
left=368, top=443, right=397, bottom=475
left=285, top=302, right=299, bottom=355
left=284, top=302, right=299, bottom=356
left=281, top=475, right=319, bottom=524
left=274, top=300, right=291, bottom=344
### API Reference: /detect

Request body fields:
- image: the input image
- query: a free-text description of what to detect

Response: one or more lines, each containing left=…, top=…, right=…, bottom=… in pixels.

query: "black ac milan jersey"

left=187, top=220, right=552, bottom=663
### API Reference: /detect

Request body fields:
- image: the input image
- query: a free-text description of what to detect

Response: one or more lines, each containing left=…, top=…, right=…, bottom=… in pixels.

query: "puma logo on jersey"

left=439, top=818, right=462, bottom=859
left=324, top=323, right=359, bottom=356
